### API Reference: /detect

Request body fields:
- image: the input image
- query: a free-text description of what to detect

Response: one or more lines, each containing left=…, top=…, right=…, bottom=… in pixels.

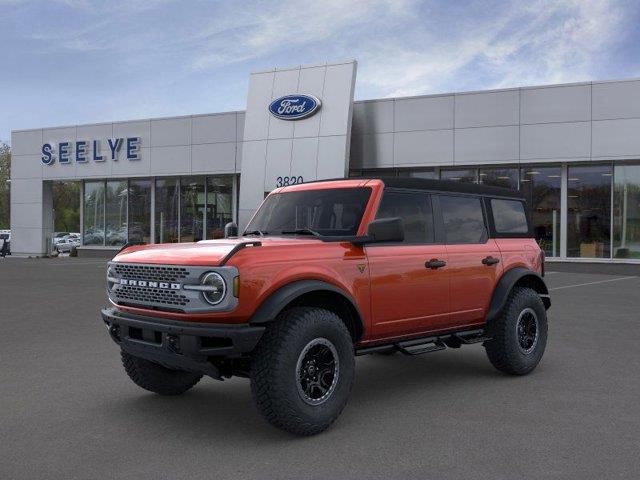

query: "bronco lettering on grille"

left=119, top=279, right=181, bottom=290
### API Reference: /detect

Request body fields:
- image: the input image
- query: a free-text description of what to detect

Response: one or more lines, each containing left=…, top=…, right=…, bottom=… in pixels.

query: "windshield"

left=245, top=187, right=372, bottom=237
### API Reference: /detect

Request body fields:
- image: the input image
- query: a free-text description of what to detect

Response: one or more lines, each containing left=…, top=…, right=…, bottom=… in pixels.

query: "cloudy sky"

left=1, top=0, right=639, bottom=143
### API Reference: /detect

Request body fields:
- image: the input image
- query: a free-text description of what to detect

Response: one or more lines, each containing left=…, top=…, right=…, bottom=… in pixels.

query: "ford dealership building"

left=10, top=60, right=640, bottom=262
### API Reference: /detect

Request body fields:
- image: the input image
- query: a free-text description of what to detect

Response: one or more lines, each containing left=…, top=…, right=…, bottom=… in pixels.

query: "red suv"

left=102, top=178, right=550, bottom=435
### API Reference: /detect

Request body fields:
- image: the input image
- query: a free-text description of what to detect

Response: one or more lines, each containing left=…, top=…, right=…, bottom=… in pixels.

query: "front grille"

left=107, top=262, right=238, bottom=314
left=113, top=264, right=189, bottom=283
left=114, top=284, right=190, bottom=307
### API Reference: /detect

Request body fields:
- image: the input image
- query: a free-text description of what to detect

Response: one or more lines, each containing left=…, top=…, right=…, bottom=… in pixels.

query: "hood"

left=112, top=236, right=321, bottom=266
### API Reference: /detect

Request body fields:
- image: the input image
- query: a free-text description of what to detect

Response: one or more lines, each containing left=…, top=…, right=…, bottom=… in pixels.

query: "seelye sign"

left=268, top=94, right=321, bottom=120
left=41, top=137, right=141, bottom=165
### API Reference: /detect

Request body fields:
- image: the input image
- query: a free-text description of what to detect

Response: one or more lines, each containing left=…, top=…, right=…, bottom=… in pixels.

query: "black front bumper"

left=101, top=308, right=265, bottom=378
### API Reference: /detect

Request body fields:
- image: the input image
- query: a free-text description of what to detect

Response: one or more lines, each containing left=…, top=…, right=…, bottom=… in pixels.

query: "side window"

left=376, top=191, right=434, bottom=243
left=491, top=199, right=529, bottom=234
left=439, top=195, right=486, bottom=244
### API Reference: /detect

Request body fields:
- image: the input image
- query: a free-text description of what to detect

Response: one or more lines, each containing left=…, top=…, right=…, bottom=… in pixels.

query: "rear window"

left=491, top=199, right=529, bottom=234
left=440, top=195, right=486, bottom=244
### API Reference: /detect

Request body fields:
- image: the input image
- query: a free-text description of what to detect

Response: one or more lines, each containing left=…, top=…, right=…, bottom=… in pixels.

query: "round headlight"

left=201, top=272, right=226, bottom=305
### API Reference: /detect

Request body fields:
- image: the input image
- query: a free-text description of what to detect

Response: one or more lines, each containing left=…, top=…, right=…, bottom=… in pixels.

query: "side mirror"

left=366, top=217, right=404, bottom=243
left=224, top=222, right=238, bottom=238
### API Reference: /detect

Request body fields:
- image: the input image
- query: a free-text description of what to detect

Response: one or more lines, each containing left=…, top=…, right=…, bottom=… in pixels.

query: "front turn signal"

left=233, top=276, right=240, bottom=297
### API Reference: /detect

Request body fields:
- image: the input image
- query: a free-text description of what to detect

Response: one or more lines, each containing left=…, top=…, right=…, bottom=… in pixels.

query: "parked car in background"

left=55, top=237, right=81, bottom=253
left=53, top=232, right=70, bottom=246
left=0, top=230, right=10, bottom=256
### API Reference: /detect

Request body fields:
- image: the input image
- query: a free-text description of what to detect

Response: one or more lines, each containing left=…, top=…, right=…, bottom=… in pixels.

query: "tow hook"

left=167, top=334, right=181, bottom=354
left=107, top=323, right=121, bottom=342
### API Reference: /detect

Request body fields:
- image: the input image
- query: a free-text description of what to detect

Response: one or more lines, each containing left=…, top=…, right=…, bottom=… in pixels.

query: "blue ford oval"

left=269, top=94, right=321, bottom=120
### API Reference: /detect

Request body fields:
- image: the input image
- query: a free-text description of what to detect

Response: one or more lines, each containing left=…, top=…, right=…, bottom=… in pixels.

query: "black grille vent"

left=113, top=264, right=189, bottom=283
left=115, top=285, right=190, bottom=307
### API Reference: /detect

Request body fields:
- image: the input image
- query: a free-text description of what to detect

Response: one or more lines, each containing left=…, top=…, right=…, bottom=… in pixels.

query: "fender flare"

left=249, top=280, right=365, bottom=339
left=486, top=267, right=550, bottom=323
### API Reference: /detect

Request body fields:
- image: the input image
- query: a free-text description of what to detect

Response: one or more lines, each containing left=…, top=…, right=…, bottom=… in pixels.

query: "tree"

left=0, top=142, right=9, bottom=229
left=52, top=181, right=80, bottom=232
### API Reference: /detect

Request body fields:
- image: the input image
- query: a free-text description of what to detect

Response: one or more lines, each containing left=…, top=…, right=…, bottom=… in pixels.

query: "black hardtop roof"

left=374, top=177, right=524, bottom=198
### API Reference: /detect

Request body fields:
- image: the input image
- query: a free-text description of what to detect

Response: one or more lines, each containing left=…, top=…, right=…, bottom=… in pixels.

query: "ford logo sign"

left=268, top=94, right=321, bottom=120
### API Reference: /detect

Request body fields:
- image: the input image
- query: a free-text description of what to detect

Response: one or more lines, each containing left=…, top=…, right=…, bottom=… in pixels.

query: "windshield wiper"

left=243, top=230, right=267, bottom=237
left=280, top=228, right=321, bottom=237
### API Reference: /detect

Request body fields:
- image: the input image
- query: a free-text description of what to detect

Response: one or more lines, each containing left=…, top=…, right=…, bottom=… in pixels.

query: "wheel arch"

left=249, top=280, right=365, bottom=342
left=486, top=267, right=550, bottom=323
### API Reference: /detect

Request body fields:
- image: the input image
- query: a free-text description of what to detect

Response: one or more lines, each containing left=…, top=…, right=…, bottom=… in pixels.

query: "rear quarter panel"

left=494, top=238, right=543, bottom=274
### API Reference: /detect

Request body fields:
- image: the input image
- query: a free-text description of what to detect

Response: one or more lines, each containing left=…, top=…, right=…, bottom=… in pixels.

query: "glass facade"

left=349, top=163, right=640, bottom=261
left=206, top=176, right=234, bottom=239
left=440, top=168, right=477, bottom=183
left=567, top=165, right=612, bottom=258
left=82, top=175, right=236, bottom=246
left=613, top=165, right=640, bottom=259
left=128, top=179, right=152, bottom=244
left=155, top=177, right=179, bottom=243
left=83, top=181, right=105, bottom=245
left=180, top=176, right=206, bottom=242
left=479, top=167, right=519, bottom=190
left=520, top=167, right=561, bottom=257
left=105, top=180, right=127, bottom=246
left=77, top=164, right=640, bottom=262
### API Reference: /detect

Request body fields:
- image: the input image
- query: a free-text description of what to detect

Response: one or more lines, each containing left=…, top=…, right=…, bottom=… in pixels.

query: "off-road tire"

left=250, top=307, right=355, bottom=436
left=484, top=287, right=547, bottom=375
left=121, top=352, right=202, bottom=395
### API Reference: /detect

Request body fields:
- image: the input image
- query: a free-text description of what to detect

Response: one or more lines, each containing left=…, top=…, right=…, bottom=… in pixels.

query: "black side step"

left=398, top=340, right=446, bottom=356
left=451, top=329, right=490, bottom=345
left=355, top=328, right=491, bottom=357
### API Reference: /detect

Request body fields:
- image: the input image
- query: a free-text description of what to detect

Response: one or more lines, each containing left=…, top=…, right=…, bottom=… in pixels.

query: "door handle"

left=482, top=256, right=500, bottom=266
left=425, top=259, right=447, bottom=269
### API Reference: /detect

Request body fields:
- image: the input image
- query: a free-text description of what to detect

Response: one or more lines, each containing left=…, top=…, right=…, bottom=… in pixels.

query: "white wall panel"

left=11, top=129, right=43, bottom=156
left=394, top=95, right=454, bottom=131
left=352, top=100, right=394, bottom=135
left=11, top=154, right=42, bottom=179
left=151, top=117, right=190, bottom=147
left=521, top=85, right=591, bottom=124
left=150, top=145, right=191, bottom=175
left=192, top=142, right=236, bottom=173
left=592, top=118, right=640, bottom=158
left=290, top=137, right=320, bottom=181
left=593, top=80, right=640, bottom=120
left=317, top=135, right=349, bottom=179
left=293, top=67, right=325, bottom=138
left=394, top=130, right=453, bottom=166
left=455, top=90, right=519, bottom=128
left=243, top=72, right=275, bottom=141
left=350, top=133, right=394, bottom=169
left=521, top=122, right=590, bottom=160
left=191, top=114, right=236, bottom=145
left=455, top=125, right=519, bottom=164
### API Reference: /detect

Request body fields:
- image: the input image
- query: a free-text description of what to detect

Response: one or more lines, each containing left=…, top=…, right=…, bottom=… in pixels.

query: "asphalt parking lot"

left=1, top=258, right=639, bottom=479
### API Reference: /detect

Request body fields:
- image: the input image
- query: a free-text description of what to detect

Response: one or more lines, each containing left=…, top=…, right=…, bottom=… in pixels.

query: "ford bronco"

left=102, top=178, right=550, bottom=435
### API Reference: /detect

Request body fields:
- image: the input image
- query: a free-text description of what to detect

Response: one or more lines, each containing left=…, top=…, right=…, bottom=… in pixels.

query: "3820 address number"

left=276, top=176, right=304, bottom=187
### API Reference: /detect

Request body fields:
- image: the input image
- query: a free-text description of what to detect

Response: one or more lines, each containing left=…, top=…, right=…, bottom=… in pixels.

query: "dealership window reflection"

left=567, top=165, right=612, bottom=258
left=83, top=181, right=105, bottom=245
left=180, top=177, right=205, bottom=242
left=479, top=168, right=519, bottom=190
left=105, top=181, right=128, bottom=246
left=440, top=168, right=477, bottom=183
left=155, top=178, right=180, bottom=243
left=128, top=179, right=151, bottom=244
left=206, top=176, right=233, bottom=239
left=613, top=164, right=640, bottom=259
left=520, top=167, right=561, bottom=257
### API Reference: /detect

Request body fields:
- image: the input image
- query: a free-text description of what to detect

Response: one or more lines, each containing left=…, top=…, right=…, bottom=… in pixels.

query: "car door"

left=436, top=194, right=503, bottom=328
left=366, top=189, right=450, bottom=341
